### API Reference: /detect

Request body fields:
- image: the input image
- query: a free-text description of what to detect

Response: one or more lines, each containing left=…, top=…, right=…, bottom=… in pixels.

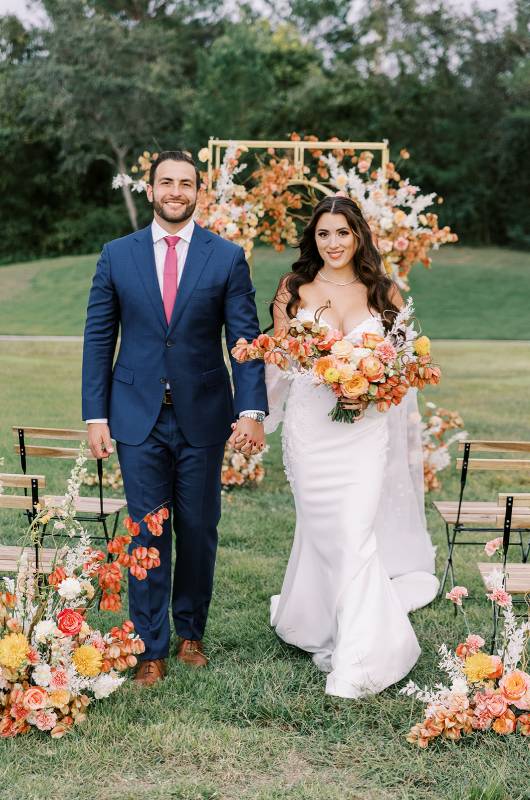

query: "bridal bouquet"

left=402, top=572, right=530, bottom=747
left=0, top=449, right=168, bottom=738
left=232, top=298, right=440, bottom=423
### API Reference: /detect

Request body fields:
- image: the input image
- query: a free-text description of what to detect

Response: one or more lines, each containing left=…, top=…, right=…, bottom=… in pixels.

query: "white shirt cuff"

left=85, top=419, right=108, bottom=424
left=239, top=410, right=266, bottom=418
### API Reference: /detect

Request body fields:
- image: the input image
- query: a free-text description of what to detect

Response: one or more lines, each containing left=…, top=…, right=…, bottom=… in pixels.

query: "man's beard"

left=153, top=195, right=196, bottom=224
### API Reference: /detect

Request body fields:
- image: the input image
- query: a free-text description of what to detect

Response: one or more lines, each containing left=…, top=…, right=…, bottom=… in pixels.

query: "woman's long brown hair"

left=267, top=196, right=399, bottom=332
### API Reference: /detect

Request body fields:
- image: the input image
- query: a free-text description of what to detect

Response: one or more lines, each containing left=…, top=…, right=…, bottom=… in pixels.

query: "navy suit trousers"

left=117, top=404, right=225, bottom=659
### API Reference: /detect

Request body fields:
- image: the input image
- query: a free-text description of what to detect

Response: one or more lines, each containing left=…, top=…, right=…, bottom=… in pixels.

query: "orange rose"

left=487, top=655, right=504, bottom=680
left=499, top=670, right=529, bottom=702
left=23, top=686, right=48, bottom=711
left=56, top=609, right=84, bottom=637
left=359, top=356, right=385, bottom=381
left=362, top=332, right=385, bottom=349
left=314, top=356, right=337, bottom=379
left=492, top=708, right=516, bottom=735
left=341, top=373, right=369, bottom=400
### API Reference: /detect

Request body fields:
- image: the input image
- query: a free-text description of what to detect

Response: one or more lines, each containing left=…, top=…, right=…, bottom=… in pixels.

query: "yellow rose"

left=324, top=367, right=341, bottom=383
left=331, top=339, right=355, bottom=359
left=72, top=645, right=103, bottom=677
left=0, top=632, right=29, bottom=670
left=197, top=147, right=210, bottom=163
left=341, top=373, right=369, bottom=399
left=414, top=336, right=431, bottom=357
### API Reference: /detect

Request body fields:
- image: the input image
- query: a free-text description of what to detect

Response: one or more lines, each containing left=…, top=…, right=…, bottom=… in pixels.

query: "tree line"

left=0, top=0, right=528, bottom=264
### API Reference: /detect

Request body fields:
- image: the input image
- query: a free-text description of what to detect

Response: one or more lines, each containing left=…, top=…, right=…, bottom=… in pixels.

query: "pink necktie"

left=163, top=235, right=180, bottom=324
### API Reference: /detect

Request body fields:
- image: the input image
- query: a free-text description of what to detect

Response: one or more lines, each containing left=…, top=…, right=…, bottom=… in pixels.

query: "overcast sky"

left=0, top=0, right=517, bottom=26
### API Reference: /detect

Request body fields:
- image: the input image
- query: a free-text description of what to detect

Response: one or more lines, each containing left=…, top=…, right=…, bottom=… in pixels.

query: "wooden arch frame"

left=206, top=137, right=390, bottom=193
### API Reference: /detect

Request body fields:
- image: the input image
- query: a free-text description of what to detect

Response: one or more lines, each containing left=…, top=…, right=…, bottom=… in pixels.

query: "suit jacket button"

left=166, top=340, right=173, bottom=347
left=160, top=377, right=167, bottom=384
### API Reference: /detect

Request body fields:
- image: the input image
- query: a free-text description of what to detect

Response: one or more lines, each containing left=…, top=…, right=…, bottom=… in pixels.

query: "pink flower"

left=394, top=236, right=409, bottom=252
left=487, top=588, right=512, bottom=607
left=445, top=586, right=468, bottom=606
left=357, top=159, right=370, bottom=173
left=90, top=632, right=106, bottom=653
left=31, top=708, right=58, bottom=732
left=474, top=689, right=508, bottom=718
left=472, top=708, right=493, bottom=730
left=374, top=341, right=397, bottom=365
left=484, top=537, right=503, bottom=557
left=49, top=667, right=69, bottom=690
left=465, top=634, right=485, bottom=654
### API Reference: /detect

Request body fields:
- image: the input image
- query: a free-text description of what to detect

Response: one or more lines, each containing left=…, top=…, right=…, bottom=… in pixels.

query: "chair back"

left=0, top=473, right=46, bottom=515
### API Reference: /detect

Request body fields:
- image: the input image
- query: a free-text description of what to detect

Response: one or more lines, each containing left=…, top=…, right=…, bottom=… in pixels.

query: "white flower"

left=450, top=677, right=469, bottom=695
left=34, top=619, right=58, bottom=643
left=57, top=577, right=82, bottom=601
left=349, top=346, right=372, bottom=367
left=32, top=663, right=52, bottom=687
left=92, top=671, right=124, bottom=699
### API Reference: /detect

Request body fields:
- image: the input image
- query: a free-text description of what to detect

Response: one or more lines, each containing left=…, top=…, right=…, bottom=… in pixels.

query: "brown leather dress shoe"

left=133, top=658, right=166, bottom=687
left=176, top=639, right=208, bottom=668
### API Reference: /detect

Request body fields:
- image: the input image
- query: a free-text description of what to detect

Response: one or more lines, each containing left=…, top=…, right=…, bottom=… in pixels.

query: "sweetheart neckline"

left=296, top=308, right=381, bottom=339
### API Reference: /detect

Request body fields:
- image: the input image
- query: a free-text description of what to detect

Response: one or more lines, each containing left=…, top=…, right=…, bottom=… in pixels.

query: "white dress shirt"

left=86, top=217, right=264, bottom=424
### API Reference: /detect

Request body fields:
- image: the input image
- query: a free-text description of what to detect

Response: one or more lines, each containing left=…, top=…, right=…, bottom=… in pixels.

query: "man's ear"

left=146, top=184, right=153, bottom=203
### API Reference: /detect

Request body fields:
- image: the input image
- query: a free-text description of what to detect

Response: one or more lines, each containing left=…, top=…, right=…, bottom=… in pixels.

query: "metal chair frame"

left=437, top=441, right=530, bottom=598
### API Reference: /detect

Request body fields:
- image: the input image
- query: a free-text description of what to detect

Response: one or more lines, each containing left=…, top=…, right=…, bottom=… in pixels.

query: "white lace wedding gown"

left=266, top=310, right=438, bottom=699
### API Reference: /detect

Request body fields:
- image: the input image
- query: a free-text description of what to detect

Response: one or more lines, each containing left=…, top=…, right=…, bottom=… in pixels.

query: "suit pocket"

left=113, top=364, right=134, bottom=384
left=202, top=366, right=227, bottom=388
left=189, top=283, right=225, bottom=300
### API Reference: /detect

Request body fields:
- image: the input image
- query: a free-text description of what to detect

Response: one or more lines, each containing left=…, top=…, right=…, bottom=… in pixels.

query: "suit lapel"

left=168, top=224, right=213, bottom=334
left=131, top=225, right=167, bottom=333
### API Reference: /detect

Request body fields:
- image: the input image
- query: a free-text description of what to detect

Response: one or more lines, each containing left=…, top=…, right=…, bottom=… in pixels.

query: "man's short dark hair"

left=149, top=150, right=201, bottom=190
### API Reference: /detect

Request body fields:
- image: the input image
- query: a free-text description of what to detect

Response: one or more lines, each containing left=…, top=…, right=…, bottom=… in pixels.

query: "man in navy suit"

left=82, top=150, right=267, bottom=686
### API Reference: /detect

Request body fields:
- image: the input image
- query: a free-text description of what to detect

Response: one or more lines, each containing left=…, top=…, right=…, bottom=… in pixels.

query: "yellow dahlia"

left=0, top=632, right=29, bottom=669
left=72, top=645, right=103, bottom=677
left=464, top=653, right=495, bottom=683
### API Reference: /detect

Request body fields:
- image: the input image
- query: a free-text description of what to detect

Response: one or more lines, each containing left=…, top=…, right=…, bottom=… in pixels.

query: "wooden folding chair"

left=433, top=440, right=530, bottom=597
left=0, top=473, right=57, bottom=574
left=12, top=426, right=127, bottom=546
left=477, top=493, right=530, bottom=651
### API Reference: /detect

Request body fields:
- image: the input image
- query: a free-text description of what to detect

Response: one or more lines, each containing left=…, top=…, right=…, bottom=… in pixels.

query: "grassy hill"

left=0, top=245, right=529, bottom=339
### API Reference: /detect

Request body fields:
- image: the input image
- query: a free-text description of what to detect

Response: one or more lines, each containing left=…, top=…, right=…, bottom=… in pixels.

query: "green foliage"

left=0, top=0, right=529, bottom=261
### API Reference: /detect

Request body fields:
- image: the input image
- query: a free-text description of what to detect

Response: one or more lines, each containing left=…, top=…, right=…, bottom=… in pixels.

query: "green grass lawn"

left=0, top=245, right=529, bottom=339
left=1, top=336, right=530, bottom=800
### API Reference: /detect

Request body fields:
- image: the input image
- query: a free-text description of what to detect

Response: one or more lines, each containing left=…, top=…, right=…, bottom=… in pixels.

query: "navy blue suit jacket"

left=82, top=223, right=267, bottom=447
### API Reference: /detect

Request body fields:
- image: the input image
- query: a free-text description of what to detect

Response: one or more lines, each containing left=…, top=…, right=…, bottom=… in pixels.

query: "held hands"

left=228, top=418, right=265, bottom=456
left=87, top=422, right=115, bottom=459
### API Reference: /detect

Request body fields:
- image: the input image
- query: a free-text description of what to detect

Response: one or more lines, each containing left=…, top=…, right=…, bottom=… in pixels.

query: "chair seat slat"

left=0, top=546, right=58, bottom=575
left=478, top=562, right=530, bottom=594
left=458, top=440, right=530, bottom=454
left=0, top=473, right=46, bottom=488
left=12, top=426, right=87, bottom=440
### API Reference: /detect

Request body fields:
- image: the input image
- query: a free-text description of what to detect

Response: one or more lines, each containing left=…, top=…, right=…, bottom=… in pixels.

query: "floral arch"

left=115, top=133, right=457, bottom=291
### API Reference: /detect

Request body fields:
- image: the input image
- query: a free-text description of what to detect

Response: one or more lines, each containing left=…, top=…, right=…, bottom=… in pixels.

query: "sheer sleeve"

left=264, top=364, right=293, bottom=434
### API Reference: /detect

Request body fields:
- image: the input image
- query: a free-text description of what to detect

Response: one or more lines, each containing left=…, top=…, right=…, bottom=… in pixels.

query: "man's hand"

left=228, top=418, right=265, bottom=456
left=87, top=422, right=115, bottom=459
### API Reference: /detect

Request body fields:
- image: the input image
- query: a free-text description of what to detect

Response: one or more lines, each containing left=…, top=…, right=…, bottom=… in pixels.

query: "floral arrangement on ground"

left=0, top=448, right=167, bottom=738
left=402, top=541, right=530, bottom=746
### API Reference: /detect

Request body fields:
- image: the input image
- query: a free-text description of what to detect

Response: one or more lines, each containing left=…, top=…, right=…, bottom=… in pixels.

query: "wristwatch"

left=239, top=411, right=266, bottom=423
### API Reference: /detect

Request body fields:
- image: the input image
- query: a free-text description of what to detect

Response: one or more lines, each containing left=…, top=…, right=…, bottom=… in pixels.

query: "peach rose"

left=331, top=339, right=355, bottom=359
left=255, top=334, right=275, bottom=351
left=362, top=332, right=385, bottom=349
left=499, top=670, right=529, bottom=702
left=23, top=685, right=48, bottom=711
left=492, top=708, right=516, bottom=734
left=341, top=373, right=369, bottom=400
left=231, top=338, right=250, bottom=362
left=359, top=356, right=385, bottom=381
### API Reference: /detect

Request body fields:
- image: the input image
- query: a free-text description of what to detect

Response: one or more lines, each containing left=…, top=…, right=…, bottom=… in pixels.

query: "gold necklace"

left=317, top=270, right=358, bottom=287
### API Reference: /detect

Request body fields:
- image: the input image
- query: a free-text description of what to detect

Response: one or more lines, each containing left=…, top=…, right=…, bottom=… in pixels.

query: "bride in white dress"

left=265, top=196, right=438, bottom=699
